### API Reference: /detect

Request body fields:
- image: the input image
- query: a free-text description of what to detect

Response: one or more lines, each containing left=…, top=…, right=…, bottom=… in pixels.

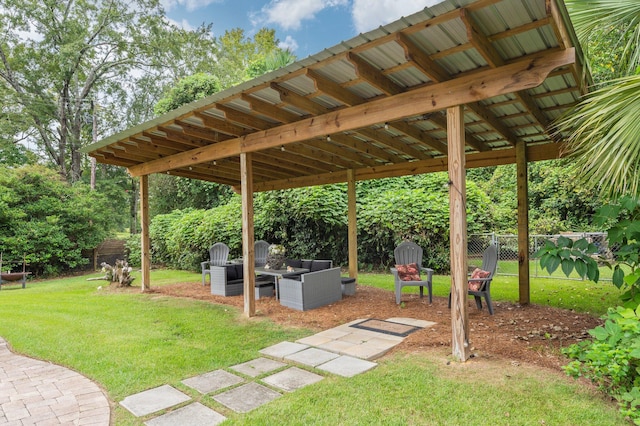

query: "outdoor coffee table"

left=255, top=267, right=309, bottom=299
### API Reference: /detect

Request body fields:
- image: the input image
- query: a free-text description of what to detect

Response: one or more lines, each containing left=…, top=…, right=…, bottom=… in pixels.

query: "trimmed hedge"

left=126, top=175, right=494, bottom=273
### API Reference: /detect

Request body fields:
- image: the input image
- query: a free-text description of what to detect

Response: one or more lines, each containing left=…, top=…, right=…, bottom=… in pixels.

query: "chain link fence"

left=468, top=232, right=611, bottom=281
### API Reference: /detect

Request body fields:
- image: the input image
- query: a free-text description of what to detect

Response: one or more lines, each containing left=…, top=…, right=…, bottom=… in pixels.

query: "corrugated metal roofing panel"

left=84, top=0, right=589, bottom=189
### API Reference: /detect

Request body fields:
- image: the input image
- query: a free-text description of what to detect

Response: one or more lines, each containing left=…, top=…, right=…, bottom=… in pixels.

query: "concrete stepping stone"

left=261, top=367, right=324, bottom=392
left=230, top=357, right=287, bottom=378
left=316, top=355, right=377, bottom=377
left=182, top=369, right=244, bottom=394
left=144, top=402, right=226, bottom=426
left=120, top=385, right=191, bottom=417
left=213, top=382, right=281, bottom=413
left=259, top=341, right=308, bottom=359
left=285, top=347, right=339, bottom=367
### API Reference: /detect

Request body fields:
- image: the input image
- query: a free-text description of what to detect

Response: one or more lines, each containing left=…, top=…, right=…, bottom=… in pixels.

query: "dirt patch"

left=148, top=282, right=602, bottom=372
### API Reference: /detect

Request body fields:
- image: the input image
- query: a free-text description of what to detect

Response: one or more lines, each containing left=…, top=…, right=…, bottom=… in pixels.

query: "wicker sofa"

left=209, top=264, right=274, bottom=298
left=278, top=266, right=342, bottom=311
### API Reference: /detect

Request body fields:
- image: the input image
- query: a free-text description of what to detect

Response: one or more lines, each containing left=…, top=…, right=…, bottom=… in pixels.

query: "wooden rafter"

left=347, top=52, right=404, bottom=96
left=127, top=48, right=575, bottom=177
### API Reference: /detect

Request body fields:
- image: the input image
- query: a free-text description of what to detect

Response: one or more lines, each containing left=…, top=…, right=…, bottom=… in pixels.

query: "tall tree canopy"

left=557, top=0, right=640, bottom=198
left=0, top=0, right=217, bottom=182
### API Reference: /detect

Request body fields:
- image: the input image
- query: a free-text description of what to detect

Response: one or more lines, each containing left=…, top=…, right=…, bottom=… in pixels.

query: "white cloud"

left=351, top=0, right=440, bottom=33
left=164, top=17, right=196, bottom=31
left=278, top=35, right=299, bottom=52
left=255, top=0, right=349, bottom=31
left=161, top=0, right=223, bottom=12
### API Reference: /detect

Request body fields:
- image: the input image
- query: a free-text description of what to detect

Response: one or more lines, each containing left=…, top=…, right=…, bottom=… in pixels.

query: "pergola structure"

left=84, top=0, right=588, bottom=361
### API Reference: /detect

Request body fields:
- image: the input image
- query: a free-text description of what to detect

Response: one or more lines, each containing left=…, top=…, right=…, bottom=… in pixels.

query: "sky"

left=163, top=0, right=441, bottom=59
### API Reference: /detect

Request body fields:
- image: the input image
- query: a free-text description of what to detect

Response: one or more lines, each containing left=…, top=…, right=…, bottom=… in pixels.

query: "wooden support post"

left=240, top=152, right=256, bottom=317
left=139, top=175, right=150, bottom=292
left=347, top=169, right=358, bottom=280
left=516, top=141, right=530, bottom=305
left=447, top=105, right=470, bottom=362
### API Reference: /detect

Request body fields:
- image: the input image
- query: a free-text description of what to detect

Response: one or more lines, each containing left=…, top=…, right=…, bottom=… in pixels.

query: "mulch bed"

left=148, top=282, right=603, bottom=371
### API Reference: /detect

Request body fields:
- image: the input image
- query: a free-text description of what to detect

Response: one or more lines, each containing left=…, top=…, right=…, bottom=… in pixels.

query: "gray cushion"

left=234, top=264, right=244, bottom=280
left=286, top=259, right=302, bottom=268
left=225, top=265, right=237, bottom=281
left=301, top=260, right=313, bottom=270
left=311, top=260, right=331, bottom=272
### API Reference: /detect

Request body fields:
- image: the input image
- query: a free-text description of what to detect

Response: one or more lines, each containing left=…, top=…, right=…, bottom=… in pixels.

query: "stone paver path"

left=0, top=337, right=110, bottom=425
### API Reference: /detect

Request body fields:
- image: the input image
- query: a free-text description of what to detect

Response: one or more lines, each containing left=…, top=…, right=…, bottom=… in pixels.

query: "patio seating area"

left=206, top=249, right=354, bottom=310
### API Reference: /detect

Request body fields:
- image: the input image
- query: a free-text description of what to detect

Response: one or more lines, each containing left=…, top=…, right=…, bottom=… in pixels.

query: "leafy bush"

left=0, top=165, right=113, bottom=275
left=563, top=306, right=640, bottom=423
left=254, top=185, right=348, bottom=262
left=358, top=174, right=493, bottom=272
left=536, top=196, right=640, bottom=306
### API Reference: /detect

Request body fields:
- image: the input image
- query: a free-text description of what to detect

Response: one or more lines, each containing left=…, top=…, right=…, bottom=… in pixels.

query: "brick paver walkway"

left=0, top=338, right=110, bottom=425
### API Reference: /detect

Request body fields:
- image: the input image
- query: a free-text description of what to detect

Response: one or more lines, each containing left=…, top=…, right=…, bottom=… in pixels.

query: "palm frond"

left=567, top=0, right=640, bottom=74
left=556, top=74, right=640, bottom=198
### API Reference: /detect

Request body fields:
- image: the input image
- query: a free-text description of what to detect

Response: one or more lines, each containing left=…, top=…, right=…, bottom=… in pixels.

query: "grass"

left=360, top=271, right=623, bottom=316
left=0, top=269, right=627, bottom=425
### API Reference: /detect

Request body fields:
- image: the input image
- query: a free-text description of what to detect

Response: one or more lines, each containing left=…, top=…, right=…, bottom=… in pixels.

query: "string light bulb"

left=326, top=135, right=331, bottom=142
left=384, top=122, right=389, bottom=130
left=280, top=145, right=285, bottom=151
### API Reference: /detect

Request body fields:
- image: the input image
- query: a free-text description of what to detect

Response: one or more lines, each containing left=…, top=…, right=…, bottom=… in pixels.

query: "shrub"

left=0, top=165, right=113, bottom=275
left=563, top=306, right=640, bottom=423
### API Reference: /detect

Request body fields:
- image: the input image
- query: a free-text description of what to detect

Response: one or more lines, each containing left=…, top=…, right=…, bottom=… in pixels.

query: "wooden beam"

left=216, top=103, right=274, bottom=130
left=241, top=152, right=256, bottom=317
left=355, top=128, right=431, bottom=161
left=467, top=102, right=517, bottom=146
left=387, top=120, right=449, bottom=155
left=329, top=133, right=400, bottom=164
left=254, top=143, right=562, bottom=192
left=304, top=139, right=379, bottom=168
left=447, top=105, right=469, bottom=362
left=140, top=175, right=150, bottom=292
left=347, top=52, right=403, bottom=96
left=176, top=120, right=233, bottom=143
left=306, top=69, right=365, bottom=106
left=396, top=32, right=449, bottom=82
left=347, top=169, right=358, bottom=281
left=194, top=111, right=250, bottom=136
left=548, top=3, right=587, bottom=93
left=155, top=128, right=208, bottom=148
left=516, top=141, right=530, bottom=305
left=240, top=93, right=304, bottom=123
left=270, top=83, right=333, bottom=115
left=426, top=113, right=489, bottom=153
left=461, top=9, right=504, bottom=68
left=127, top=48, right=575, bottom=177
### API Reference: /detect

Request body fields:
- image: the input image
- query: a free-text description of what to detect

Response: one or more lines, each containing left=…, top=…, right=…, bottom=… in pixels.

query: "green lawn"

left=0, top=270, right=627, bottom=425
left=360, top=270, right=622, bottom=316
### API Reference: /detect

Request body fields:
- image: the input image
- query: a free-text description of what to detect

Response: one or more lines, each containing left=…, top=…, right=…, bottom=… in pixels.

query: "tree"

left=0, top=165, right=113, bottom=275
left=0, top=0, right=217, bottom=183
left=246, top=48, right=297, bottom=80
left=212, top=28, right=282, bottom=89
left=556, top=0, right=640, bottom=198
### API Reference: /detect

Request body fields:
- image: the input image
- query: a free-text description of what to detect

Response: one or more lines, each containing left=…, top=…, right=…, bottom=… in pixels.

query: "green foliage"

left=358, top=173, right=493, bottom=272
left=558, top=1, right=640, bottom=199
left=254, top=185, right=348, bottom=261
left=537, top=236, right=601, bottom=282
left=0, top=165, right=113, bottom=275
left=153, top=73, right=220, bottom=116
left=245, top=48, right=297, bottom=79
left=213, top=28, right=281, bottom=89
left=148, top=174, right=233, bottom=217
left=563, top=305, right=640, bottom=423
left=537, top=196, right=640, bottom=306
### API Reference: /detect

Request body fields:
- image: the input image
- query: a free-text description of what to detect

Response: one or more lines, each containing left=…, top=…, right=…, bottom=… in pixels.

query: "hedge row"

left=127, top=174, right=494, bottom=272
